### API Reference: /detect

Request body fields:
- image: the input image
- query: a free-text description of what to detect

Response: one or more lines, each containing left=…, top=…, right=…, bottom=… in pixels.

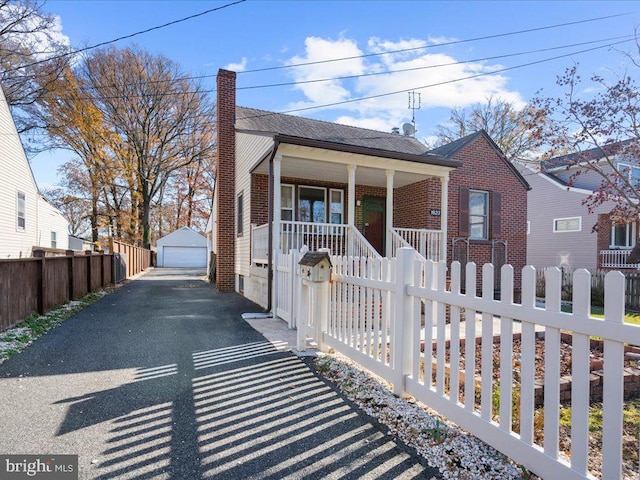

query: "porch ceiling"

left=251, top=144, right=451, bottom=188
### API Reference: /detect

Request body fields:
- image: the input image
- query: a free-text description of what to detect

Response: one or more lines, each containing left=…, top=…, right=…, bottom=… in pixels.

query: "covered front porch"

left=249, top=140, right=454, bottom=264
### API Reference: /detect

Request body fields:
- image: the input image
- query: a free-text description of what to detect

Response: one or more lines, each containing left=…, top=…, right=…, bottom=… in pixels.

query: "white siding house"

left=522, top=164, right=612, bottom=270
left=0, top=87, right=69, bottom=258
left=524, top=140, right=640, bottom=270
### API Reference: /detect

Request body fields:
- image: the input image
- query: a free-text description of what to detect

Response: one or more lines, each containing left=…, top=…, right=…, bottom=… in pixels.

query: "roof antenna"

left=407, top=91, right=421, bottom=137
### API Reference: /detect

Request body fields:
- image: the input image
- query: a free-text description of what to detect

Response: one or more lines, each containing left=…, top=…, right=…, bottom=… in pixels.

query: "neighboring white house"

left=522, top=140, right=640, bottom=271
left=156, top=226, right=208, bottom=268
left=519, top=163, right=612, bottom=270
left=0, top=87, right=69, bottom=258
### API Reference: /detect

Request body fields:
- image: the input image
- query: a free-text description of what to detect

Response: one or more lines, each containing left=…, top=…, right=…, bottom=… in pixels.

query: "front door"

left=363, top=196, right=385, bottom=255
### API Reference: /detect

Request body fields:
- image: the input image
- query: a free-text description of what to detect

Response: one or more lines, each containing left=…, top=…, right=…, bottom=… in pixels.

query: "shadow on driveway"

left=0, top=268, right=440, bottom=479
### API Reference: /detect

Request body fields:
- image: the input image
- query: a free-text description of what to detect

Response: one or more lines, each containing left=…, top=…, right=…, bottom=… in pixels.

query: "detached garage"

left=156, top=227, right=208, bottom=268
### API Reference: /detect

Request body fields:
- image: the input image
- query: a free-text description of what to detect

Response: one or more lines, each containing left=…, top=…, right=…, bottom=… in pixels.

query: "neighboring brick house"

left=524, top=141, right=639, bottom=271
left=211, top=68, right=529, bottom=309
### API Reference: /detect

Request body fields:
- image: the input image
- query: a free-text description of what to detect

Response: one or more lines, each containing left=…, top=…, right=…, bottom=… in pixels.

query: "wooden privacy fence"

left=109, top=238, right=151, bottom=279
left=291, top=248, right=640, bottom=480
left=0, top=250, right=120, bottom=332
left=536, top=267, right=640, bottom=309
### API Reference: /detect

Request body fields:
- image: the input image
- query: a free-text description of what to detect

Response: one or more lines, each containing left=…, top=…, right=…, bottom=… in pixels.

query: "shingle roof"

left=429, top=130, right=530, bottom=190
left=235, top=106, right=428, bottom=155
left=428, top=131, right=484, bottom=158
left=541, top=139, right=636, bottom=171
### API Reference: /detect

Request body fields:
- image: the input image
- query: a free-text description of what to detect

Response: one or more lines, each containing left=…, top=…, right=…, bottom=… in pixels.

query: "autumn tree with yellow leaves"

left=35, top=46, right=216, bottom=248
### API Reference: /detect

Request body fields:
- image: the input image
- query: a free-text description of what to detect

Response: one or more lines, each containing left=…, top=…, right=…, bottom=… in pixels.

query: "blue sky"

left=30, top=0, right=640, bottom=187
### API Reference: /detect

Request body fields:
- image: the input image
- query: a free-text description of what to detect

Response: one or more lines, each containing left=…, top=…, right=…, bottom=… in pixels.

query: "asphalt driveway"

left=0, top=268, right=439, bottom=479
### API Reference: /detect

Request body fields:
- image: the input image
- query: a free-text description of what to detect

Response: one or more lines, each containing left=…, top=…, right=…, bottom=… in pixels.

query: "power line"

left=5, top=0, right=247, bottom=73
left=239, top=12, right=631, bottom=74
left=236, top=34, right=635, bottom=91
left=237, top=39, right=633, bottom=120
left=4, top=30, right=629, bottom=139
left=64, top=12, right=631, bottom=92
left=30, top=34, right=636, bottom=103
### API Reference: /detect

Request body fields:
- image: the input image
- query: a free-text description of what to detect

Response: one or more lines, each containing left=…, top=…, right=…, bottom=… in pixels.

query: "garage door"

left=163, top=246, right=207, bottom=268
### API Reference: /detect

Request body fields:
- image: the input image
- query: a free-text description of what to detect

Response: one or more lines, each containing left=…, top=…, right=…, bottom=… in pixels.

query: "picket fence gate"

left=280, top=247, right=640, bottom=480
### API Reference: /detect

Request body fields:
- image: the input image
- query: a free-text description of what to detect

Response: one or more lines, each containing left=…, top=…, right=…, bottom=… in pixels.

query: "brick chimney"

left=215, top=69, right=236, bottom=291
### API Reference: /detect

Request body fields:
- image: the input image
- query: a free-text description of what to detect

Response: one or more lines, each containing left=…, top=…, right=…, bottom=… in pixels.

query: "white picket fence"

left=290, top=247, right=640, bottom=480
left=275, top=250, right=301, bottom=326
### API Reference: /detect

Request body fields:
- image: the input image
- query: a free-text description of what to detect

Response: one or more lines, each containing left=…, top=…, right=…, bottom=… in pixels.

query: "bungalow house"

left=0, top=86, right=69, bottom=258
left=524, top=140, right=639, bottom=271
left=212, top=69, right=529, bottom=309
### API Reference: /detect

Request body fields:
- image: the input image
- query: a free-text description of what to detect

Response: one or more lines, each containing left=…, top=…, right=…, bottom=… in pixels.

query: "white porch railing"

left=346, top=225, right=382, bottom=259
left=280, top=221, right=380, bottom=258
left=250, top=223, right=269, bottom=264
left=253, top=221, right=383, bottom=264
left=272, top=223, right=380, bottom=327
left=391, top=227, right=442, bottom=261
left=292, top=248, right=640, bottom=480
left=600, top=248, right=640, bottom=268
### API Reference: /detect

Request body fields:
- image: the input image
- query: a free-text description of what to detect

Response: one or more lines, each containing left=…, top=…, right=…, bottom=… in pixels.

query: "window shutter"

left=491, top=191, right=502, bottom=238
left=459, top=187, right=469, bottom=237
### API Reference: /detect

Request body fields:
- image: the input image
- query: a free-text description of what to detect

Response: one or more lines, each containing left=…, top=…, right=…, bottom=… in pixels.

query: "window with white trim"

left=329, top=189, right=344, bottom=224
left=469, top=190, right=489, bottom=240
left=16, top=191, right=25, bottom=230
left=610, top=222, right=636, bottom=248
left=51, top=231, right=57, bottom=249
left=618, top=162, right=640, bottom=188
left=553, top=216, right=581, bottom=233
left=281, top=184, right=294, bottom=221
left=298, top=186, right=326, bottom=223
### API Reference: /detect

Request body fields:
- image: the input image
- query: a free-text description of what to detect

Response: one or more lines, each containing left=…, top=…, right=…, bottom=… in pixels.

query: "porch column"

left=273, top=153, right=282, bottom=251
left=272, top=153, right=282, bottom=316
left=386, top=169, right=394, bottom=258
left=440, top=175, right=449, bottom=262
left=347, top=165, right=356, bottom=226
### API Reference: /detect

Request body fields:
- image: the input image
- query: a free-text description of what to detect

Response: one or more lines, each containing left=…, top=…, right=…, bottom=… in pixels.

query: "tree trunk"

left=90, top=182, right=99, bottom=243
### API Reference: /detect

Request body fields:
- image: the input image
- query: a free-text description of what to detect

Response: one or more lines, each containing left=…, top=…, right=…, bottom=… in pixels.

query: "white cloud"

left=334, top=113, right=404, bottom=133
left=427, top=35, right=459, bottom=46
left=224, top=57, right=248, bottom=72
left=283, top=34, right=525, bottom=130
left=4, top=8, right=71, bottom=60
left=367, top=37, right=428, bottom=63
left=285, top=36, right=365, bottom=106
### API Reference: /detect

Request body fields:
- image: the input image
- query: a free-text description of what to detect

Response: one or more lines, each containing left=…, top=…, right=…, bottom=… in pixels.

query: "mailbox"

left=298, top=251, right=332, bottom=282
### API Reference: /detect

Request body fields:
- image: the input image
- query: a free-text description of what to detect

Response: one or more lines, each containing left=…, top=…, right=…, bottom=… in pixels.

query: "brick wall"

left=444, top=135, right=528, bottom=290
left=215, top=69, right=236, bottom=291
left=395, top=179, right=441, bottom=230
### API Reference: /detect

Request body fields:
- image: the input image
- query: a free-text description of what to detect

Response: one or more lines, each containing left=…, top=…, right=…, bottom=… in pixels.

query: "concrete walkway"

left=0, top=268, right=439, bottom=480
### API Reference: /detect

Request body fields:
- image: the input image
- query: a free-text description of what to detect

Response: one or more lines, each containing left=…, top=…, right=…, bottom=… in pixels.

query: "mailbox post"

left=297, top=250, right=332, bottom=352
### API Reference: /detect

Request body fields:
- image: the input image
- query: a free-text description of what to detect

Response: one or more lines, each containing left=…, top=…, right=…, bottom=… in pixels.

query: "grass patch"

left=560, top=304, right=640, bottom=324
left=0, top=289, right=115, bottom=363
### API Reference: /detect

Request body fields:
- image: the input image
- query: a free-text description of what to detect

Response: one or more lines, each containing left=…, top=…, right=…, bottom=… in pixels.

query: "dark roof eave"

left=273, top=134, right=461, bottom=169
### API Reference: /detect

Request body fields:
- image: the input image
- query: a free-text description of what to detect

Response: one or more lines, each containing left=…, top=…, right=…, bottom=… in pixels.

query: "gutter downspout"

left=266, top=140, right=280, bottom=313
